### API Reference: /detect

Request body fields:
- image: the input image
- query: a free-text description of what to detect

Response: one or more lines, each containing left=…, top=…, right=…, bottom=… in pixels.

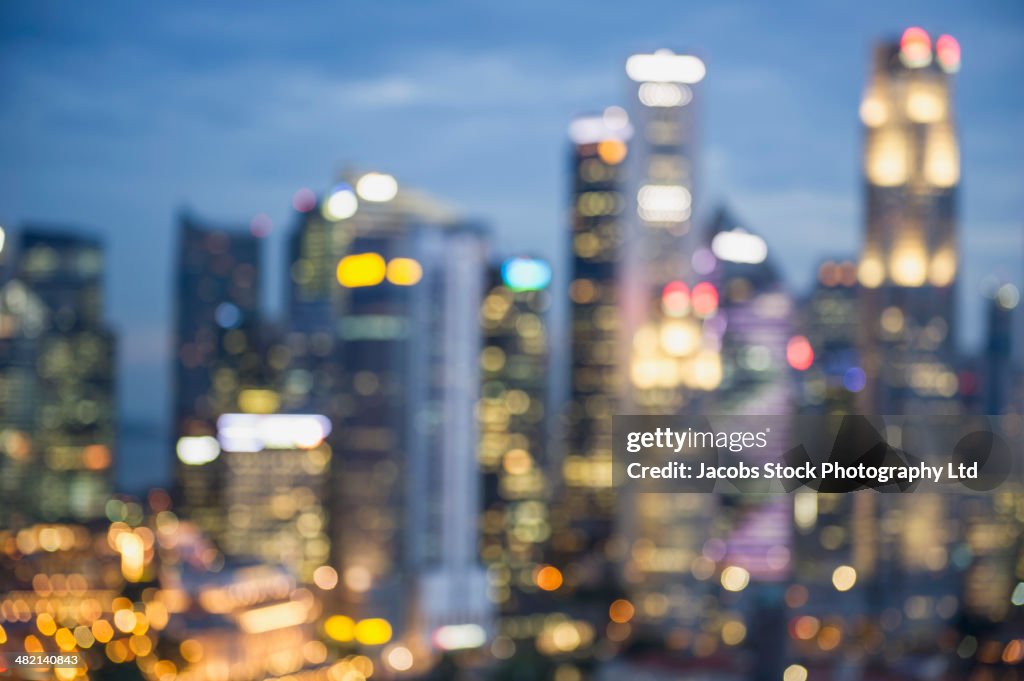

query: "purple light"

left=292, top=187, right=317, bottom=213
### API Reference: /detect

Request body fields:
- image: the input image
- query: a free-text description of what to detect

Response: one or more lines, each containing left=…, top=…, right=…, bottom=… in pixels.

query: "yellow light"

left=659, top=319, right=700, bottom=357
left=858, top=255, right=885, bottom=288
left=113, top=609, right=137, bottom=633
left=783, top=664, right=808, bottom=681
left=689, top=351, right=722, bottom=391
left=238, top=600, right=309, bottom=634
left=336, top=253, right=386, bottom=288
left=720, top=566, right=750, bottom=592
left=890, top=244, right=928, bottom=287
left=180, top=639, right=203, bottom=663
left=324, top=615, right=355, bottom=642
left=73, top=625, right=95, bottom=649
left=597, top=139, right=627, bottom=165
left=924, top=123, right=959, bottom=188
left=238, top=388, right=280, bottom=414
left=119, top=531, right=145, bottom=582
left=865, top=127, right=908, bottom=186
left=906, top=82, right=946, bottom=123
left=929, top=248, right=956, bottom=286
left=832, top=565, right=857, bottom=591
left=721, top=620, right=747, bottom=645
left=355, top=618, right=393, bottom=646
left=37, top=612, right=57, bottom=636
left=386, top=257, right=423, bottom=286
left=0, top=623, right=6, bottom=644
left=92, top=619, right=114, bottom=643
left=859, top=95, right=887, bottom=127
left=54, top=627, right=76, bottom=651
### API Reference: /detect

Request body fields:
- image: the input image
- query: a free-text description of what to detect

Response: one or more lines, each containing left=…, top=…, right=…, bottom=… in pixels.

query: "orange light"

left=900, top=27, right=932, bottom=68
left=786, top=336, right=814, bottom=371
left=597, top=139, right=627, bottom=165
left=535, top=565, right=563, bottom=591
left=386, top=257, right=423, bottom=286
left=336, top=253, right=386, bottom=288
left=936, top=34, right=960, bottom=72
left=609, top=599, right=635, bottom=624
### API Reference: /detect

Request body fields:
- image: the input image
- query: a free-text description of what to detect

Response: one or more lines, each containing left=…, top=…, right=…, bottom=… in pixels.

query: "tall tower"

left=0, top=226, right=116, bottom=524
left=858, top=28, right=962, bottom=414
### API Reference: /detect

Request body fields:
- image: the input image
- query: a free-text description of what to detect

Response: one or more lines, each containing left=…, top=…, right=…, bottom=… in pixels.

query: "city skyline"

left=1, top=3, right=1022, bottom=493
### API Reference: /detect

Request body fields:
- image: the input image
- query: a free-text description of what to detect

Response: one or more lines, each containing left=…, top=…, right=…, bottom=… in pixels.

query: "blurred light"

left=832, top=565, right=857, bottom=591
left=119, top=531, right=145, bottom=582
left=0, top=225, right=5, bottom=254
left=324, top=615, right=355, bottom=642
left=386, top=645, right=414, bottom=671
left=176, top=436, right=221, bottom=465
left=217, top=413, right=331, bottom=451
left=692, top=248, right=716, bottom=275
left=355, top=618, right=393, bottom=646
left=386, top=257, right=423, bottom=286
left=906, top=82, right=946, bottom=123
left=711, top=229, right=768, bottom=264
left=794, top=493, right=817, bottom=530
left=609, top=599, right=635, bottom=624
left=860, top=95, right=887, bottom=127
left=721, top=620, right=746, bottom=646
left=691, top=282, right=719, bottom=317
left=238, top=388, right=280, bottom=414
left=1011, top=582, right=1024, bottom=606
left=996, top=283, right=1020, bottom=310
left=721, top=566, right=750, bottom=592
left=568, top=114, right=633, bottom=145
left=597, top=139, right=628, bottom=165
left=783, top=664, right=808, bottom=681
left=337, top=252, right=386, bottom=287
left=536, top=565, right=563, bottom=591
left=662, top=281, right=690, bottom=316
left=502, top=258, right=552, bottom=291
left=323, top=184, right=358, bottom=220
left=293, top=188, right=317, bottom=212
left=924, top=123, right=959, bottom=187
left=900, top=27, right=932, bottom=68
left=660, top=320, right=700, bottom=357
left=239, top=600, right=310, bottom=634
left=936, top=34, right=961, bottom=72
left=433, top=623, right=486, bottom=650
left=786, top=336, right=814, bottom=371
left=858, top=255, right=885, bottom=288
left=638, top=82, right=692, bottom=107
left=929, top=248, right=957, bottom=286
left=250, top=213, right=272, bottom=238
left=356, top=172, right=399, bottom=202
left=637, top=184, right=691, bottom=223
left=891, top=244, right=928, bottom=286
left=866, top=127, right=908, bottom=186
left=313, top=565, right=339, bottom=590
left=215, top=302, right=242, bottom=329
left=843, top=367, right=867, bottom=393
left=626, top=50, right=706, bottom=84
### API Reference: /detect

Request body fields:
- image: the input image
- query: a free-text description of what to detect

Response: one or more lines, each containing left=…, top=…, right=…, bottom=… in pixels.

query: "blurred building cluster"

left=2, top=26, right=1024, bottom=681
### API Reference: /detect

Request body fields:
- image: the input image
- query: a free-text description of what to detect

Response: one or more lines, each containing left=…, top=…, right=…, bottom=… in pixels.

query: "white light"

left=433, top=623, right=487, bottom=651
left=0, top=225, right=5, bottom=254
left=637, top=184, right=691, bottom=223
left=603, top=106, right=629, bottom=130
left=322, top=186, right=358, bottom=220
left=176, top=436, right=221, bottom=466
left=638, top=82, right=692, bottom=107
left=216, top=413, right=332, bottom=452
left=711, top=230, right=768, bottom=264
left=626, top=51, right=706, bottom=84
left=356, top=173, right=399, bottom=202
left=568, top=115, right=633, bottom=145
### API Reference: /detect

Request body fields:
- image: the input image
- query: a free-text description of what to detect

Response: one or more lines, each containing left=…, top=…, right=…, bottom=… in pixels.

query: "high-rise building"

left=0, top=226, right=116, bottom=524
left=287, top=173, right=492, bottom=659
left=172, top=211, right=265, bottom=539
left=556, top=110, right=631, bottom=585
left=477, top=257, right=553, bottom=616
left=857, top=28, right=962, bottom=414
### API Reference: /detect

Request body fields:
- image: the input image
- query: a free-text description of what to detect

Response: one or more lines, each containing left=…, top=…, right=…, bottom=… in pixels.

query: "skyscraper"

left=0, top=226, right=116, bottom=524
left=288, top=174, right=492, bottom=659
left=858, top=28, right=962, bottom=414
left=478, top=257, right=553, bottom=616
left=173, top=211, right=264, bottom=538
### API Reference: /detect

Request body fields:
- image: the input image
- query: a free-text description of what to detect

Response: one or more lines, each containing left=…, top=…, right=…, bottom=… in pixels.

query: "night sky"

left=1, top=1, right=1022, bottom=490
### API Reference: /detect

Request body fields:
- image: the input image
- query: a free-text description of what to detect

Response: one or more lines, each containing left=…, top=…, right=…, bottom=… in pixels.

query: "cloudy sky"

left=1, top=1, right=1022, bottom=487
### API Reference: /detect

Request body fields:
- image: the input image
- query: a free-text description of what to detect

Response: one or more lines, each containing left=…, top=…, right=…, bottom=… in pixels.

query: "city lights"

left=626, top=50, right=706, bottom=84
left=356, top=172, right=399, bottom=202
left=176, top=436, right=221, bottom=465
left=899, top=27, right=932, bottom=68
left=637, top=184, right=692, bottom=223
left=216, top=413, right=331, bottom=452
left=711, top=229, right=768, bottom=264
left=936, top=34, right=961, bottom=72
left=433, top=623, right=487, bottom=650
left=691, top=282, right=719, bottom=318
left=336, top=251, right=387, bottom=287
left=501, top=257, right=552, bottom=291
left=786, top=335, right=814, bottom=371
left=322, top=183, right=358, bottom=220
left=386, top=256, right=423, bottom=285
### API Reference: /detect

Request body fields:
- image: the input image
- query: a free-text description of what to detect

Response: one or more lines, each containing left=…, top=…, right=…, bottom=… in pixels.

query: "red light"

left=786, top=336, right=814, bottom=371
left=936, top=34, right=960, bottom=72
left=691, top=282, right=718, bottom=318
left=662, top=281, right=690, bottom=316
left=900, top=27, right=932, bottom=67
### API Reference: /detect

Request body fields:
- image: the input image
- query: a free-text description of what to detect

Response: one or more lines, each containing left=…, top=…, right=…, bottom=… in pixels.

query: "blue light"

left=843, top=367, right=866, bottom=393
left=501, top=258, right=551, bottom=292
left=215, top=302, right=242, bottom=329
